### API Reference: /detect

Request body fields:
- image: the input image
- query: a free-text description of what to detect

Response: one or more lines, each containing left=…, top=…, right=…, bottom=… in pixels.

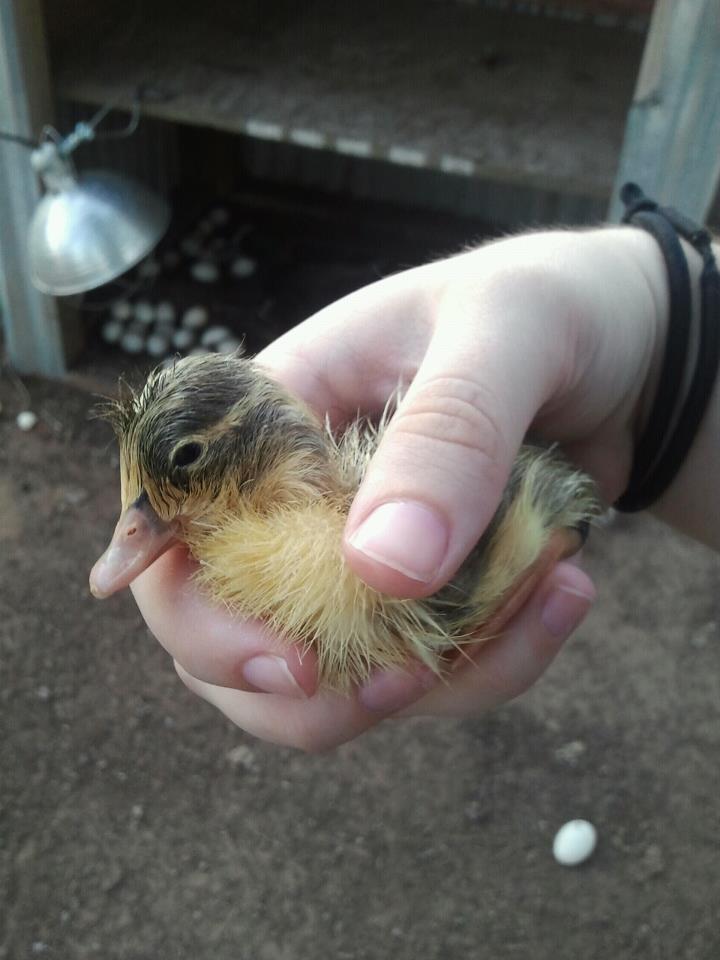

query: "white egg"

left=552, top=820, right=597, bottom=866
left=138, top=258, right=161, bottom=278
left=120, top=330, right=146, bottom=354
left=200, top=326, right=232, bottom=348
left=101, top=320, right=124, bottom=344
left=216, top=337, right=242, bottom=355
left=134, top=300, right=155, bottom=324
left=182, top=306, right=209, bottom=330
left=172, top=328, right=196, bottom=351
left=155, top=301, right=176, bottom=324
left=111, top=299, right=132, bottom=321
left=230, top=255, right=257, bottom=279
left=191, top=260, right=220, bottom=284
left=146, top=333, right=171, bottom=357
left=16, top=410, right=38, bottom=431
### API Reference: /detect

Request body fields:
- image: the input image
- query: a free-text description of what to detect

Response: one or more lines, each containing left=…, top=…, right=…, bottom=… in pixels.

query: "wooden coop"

left=1, top=0, right=719, bottom=378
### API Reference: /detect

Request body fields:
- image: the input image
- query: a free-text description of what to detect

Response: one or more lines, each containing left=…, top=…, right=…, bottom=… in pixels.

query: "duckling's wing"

left=426, top=444, right=600, bottom=635
left=330, top=392, right=400, bottom=492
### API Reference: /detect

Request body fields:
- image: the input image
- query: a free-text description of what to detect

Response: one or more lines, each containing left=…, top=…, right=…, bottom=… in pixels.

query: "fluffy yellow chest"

left=185, top=500, right=451, bottom=687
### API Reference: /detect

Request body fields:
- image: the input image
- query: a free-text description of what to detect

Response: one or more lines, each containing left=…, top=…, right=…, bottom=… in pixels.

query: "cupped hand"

left=130, top=226, right=665, bottom=749
left=133, top=546, right=594, bottom=750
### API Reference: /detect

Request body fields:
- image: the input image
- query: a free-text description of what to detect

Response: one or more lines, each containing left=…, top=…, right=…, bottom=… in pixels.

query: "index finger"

left=256, top=264, right=437, bottom=424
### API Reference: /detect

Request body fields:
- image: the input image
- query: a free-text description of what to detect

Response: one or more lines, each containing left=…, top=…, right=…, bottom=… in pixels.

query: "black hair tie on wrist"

left=614, top=182, right=720, bottom=513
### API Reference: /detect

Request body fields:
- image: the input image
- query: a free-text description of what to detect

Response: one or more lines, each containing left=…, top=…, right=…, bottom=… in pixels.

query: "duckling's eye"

left=172, top=442, right=203, bottom=469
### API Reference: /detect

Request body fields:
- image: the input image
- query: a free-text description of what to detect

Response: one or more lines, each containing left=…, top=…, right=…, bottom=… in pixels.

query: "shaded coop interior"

left=3, top=0, right=668, bottom=383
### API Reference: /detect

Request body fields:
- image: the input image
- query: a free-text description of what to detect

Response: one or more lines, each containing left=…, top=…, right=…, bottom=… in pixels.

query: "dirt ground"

left=1, top=368, right=718, bottom=960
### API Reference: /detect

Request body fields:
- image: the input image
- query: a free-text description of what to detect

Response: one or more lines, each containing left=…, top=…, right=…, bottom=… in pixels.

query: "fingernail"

left=348, top=501, right=448, bottom=582
left=359, top=665, right=437, bottom=713
left=541, top=585, right=594, bottom=638
left=242, top=655, right=307, bottom=698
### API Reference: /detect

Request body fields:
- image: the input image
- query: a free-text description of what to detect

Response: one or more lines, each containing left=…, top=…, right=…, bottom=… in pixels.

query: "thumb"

left=343, top=293, right=567, bottom=598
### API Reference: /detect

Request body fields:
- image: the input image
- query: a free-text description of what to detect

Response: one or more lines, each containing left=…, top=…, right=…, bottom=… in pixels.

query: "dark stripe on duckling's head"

left=103, top=354, right=333, bottom=521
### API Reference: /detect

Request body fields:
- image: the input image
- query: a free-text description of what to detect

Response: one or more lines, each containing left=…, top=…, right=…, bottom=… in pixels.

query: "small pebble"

left=62, top=486, right=88, bottom=506
left=691, top=620, right=717, bottom=649
left=146, top=333, right=171, bottom=358
left=226, top=744, right=256, bottom=770
left=36, top=685, right=51, bottom=701
left=182, top=306, right=209, bottom=330
left=216, top=337, right=242, bottom=355
left=172, top=328, right=196, bottom=351
left=137, top=258, right=161, bottom=279
left=134, top=300, right=155, bottom=324
left=552, top=819, right=597, bottom=866
left=191, top=260, right=220, bottom=284
left=111, top=299, right=132, bottom=321
left=120, top=330, right=146, bottom=354
left=553, top=740, right=587, bottom=765
left=200, top=326, right=231, bottom=348
left=16, top=410, right=38, bottom=431
left=230, top=255, right=257, bottom=279
left=155, top=301, right=176, bottom=324
left=101, top=320, right=124, bottom=344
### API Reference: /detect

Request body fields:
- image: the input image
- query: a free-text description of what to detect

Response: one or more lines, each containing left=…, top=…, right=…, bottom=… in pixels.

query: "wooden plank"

left=609, top=0, right=720, bottom=222
left=45, top=0, right=645, bottom=199
left=0, top=0, right=68, bottom=376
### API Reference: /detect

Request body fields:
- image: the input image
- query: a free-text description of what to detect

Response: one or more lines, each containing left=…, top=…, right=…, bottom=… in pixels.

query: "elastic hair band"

left=614, top=182, right=720, bottom=513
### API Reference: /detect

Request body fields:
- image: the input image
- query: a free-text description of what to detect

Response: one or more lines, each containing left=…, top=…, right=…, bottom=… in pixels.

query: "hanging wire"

left=1, top=84, right=146, bottom=155
left=0, top=129, right=36, bottom=148
left=40, top=124, right=63, bottom=145
left=82, top=89, right=143, bottom=142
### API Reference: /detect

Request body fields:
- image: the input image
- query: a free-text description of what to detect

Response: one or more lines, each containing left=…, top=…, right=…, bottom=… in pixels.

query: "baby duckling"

left=90, top=353, right=601, bottom=689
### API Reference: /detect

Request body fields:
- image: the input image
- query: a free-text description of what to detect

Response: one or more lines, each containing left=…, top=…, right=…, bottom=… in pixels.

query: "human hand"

left=131, top=226, right=667, bottom=748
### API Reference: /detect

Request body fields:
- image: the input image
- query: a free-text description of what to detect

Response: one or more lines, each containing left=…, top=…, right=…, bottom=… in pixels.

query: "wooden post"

left=609, top=0, right=720, bottom=223
left=0, top=0, right=67, bottom=376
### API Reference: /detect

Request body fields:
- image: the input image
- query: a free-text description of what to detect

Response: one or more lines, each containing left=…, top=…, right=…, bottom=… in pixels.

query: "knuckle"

left=392, top=374, right=508, bottom=473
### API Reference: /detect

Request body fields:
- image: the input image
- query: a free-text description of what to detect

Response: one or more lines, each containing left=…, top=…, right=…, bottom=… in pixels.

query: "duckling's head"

left=90, top=352, right=331, bottom=598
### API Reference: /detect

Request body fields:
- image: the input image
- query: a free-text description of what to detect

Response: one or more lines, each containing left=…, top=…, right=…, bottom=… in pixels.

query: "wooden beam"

left=609, top=0, right=720, bottom=223
left=0, top=0, right=67, bottom=376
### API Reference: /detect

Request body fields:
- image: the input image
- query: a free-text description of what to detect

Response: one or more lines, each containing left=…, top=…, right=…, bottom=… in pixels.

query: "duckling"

left=90, top=352, right=601, bottom=689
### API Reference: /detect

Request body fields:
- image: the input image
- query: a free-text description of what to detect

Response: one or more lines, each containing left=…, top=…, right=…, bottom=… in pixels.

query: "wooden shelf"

left=45, top=0, right=645, bottom=198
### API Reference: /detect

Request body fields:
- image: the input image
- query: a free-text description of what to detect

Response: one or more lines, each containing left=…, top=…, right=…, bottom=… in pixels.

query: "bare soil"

left=1, top=369, right=719, bottom=960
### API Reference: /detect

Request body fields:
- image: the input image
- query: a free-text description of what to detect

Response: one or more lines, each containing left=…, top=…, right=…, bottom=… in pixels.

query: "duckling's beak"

left=90, top=491, right=179, bottom=598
